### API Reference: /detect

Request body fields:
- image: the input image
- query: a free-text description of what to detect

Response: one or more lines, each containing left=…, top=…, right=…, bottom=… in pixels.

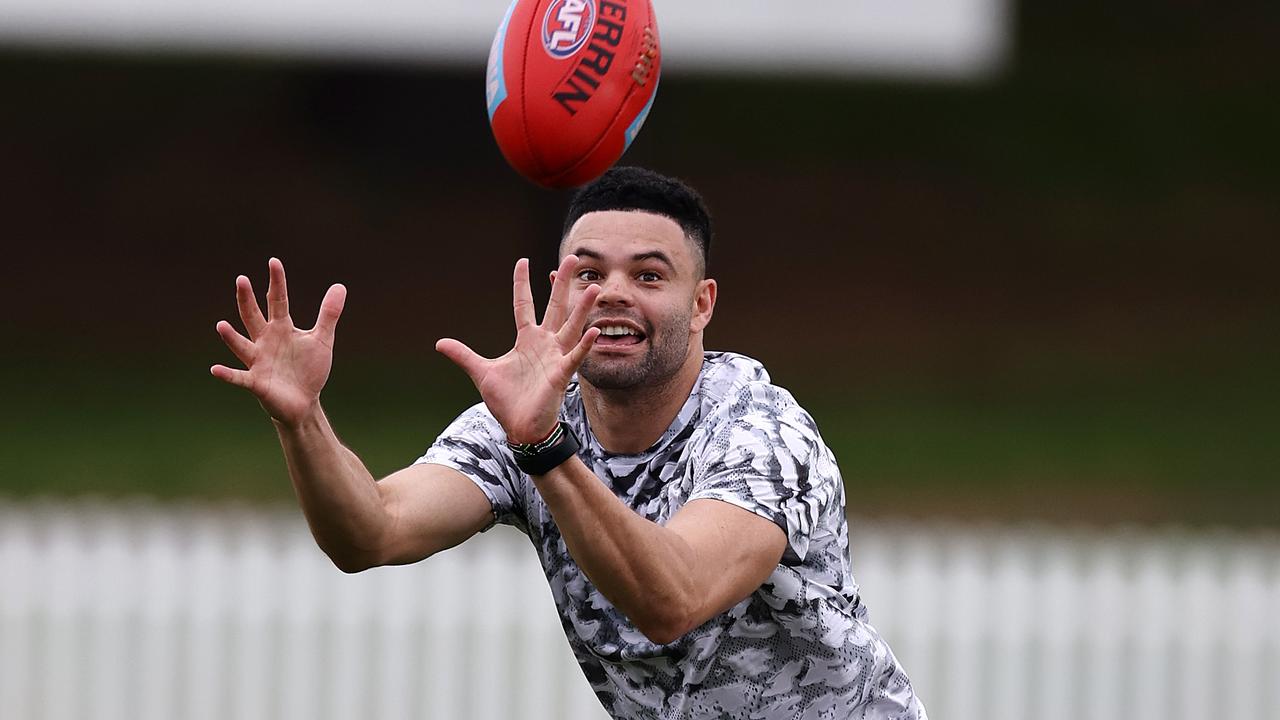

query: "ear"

left=549, top=270, right=557, bottom=285
left=690, top=278, right=717, bottom=333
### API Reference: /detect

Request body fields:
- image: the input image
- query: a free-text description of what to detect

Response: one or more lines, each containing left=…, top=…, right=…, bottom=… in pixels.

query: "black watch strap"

left=508, top=422, right=580, bottom=475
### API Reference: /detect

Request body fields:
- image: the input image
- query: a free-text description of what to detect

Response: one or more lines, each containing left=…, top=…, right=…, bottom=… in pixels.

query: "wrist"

left=506, top=424, right=560, bottom=447
left=507, top=422, right=580, bottom=476
left=271, top=402, right=324, bottom=435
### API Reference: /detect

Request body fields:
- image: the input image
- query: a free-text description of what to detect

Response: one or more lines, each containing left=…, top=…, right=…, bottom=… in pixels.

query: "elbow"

left=321, top=541, right=385, bottom=574
left=332, top=556, right=374, bottom=574
left=638, top=617, right=695, bottom=646
left=325, top=541, right=441, bottom=574
left=315, top=520, right=401, bottom=574
left=328, top=550, right=376, bottom=574
left=634, top=598, right=700, bottom=646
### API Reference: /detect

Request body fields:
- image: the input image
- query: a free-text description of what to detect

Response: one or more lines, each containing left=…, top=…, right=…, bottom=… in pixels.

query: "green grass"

left=0, top=358, right=471, bottom=501
left=2, top=352, right=1276, bottom=527
left=810, top=383, right=1279, bottom=525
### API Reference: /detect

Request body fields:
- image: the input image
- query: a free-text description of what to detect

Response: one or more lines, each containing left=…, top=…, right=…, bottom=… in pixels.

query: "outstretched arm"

left=537, top=461, right=786, bottom=644
left=269, top=403, right=493, bottom=572
left=438, top=255, right=787, bottom=643
left=212, top=258, right=491, bottom=572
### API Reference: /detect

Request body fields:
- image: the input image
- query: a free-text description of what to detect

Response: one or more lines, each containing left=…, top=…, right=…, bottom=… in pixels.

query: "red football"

left=485, top=0, right=662, bottom=189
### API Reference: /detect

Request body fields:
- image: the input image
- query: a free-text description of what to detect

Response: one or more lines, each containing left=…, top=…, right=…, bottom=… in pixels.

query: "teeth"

left=600, top=325, right=637, bottom=337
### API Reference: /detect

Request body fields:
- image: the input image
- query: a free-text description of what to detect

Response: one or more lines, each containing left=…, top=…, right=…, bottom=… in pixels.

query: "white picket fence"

left=2, top=499, right=1278, bottom=720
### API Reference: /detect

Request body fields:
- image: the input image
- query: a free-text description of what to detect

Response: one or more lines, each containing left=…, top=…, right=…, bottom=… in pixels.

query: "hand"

left=210, top=258, right=347, bottom=428
left=436, top=255, right=601, bottom=444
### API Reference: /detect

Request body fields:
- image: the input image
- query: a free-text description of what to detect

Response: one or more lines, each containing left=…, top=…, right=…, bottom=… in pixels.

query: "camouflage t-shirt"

left=417, top=352, right=926, bottom=720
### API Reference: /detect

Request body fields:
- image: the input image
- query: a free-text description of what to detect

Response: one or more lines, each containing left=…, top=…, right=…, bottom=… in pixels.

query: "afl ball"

left=485, top=0, right=661, bottom=188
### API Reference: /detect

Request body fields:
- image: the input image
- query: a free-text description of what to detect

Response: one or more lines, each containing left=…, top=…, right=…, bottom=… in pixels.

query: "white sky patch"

left=0, top=0, right=1010, bottom=79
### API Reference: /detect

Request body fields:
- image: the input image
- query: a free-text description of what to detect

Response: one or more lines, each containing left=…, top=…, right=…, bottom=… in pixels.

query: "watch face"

left=511, top=423, right=579, bottom=475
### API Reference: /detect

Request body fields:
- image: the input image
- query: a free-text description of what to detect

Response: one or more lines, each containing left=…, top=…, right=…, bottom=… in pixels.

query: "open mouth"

left=592, top=323, right=647, bottom=348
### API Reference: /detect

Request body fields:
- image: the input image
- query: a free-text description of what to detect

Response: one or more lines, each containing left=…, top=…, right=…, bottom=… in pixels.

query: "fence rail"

left=2, top=499, right=1278, bottom=720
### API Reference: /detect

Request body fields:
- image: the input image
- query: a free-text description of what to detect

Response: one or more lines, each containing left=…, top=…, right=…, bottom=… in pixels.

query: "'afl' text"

left=552, top=0, right=629, bottom=116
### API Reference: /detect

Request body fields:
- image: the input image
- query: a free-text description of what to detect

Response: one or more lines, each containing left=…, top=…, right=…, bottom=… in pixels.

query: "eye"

left=577, top=269, right=601, bottom=282
left=638, top=270, right=663, bottom=283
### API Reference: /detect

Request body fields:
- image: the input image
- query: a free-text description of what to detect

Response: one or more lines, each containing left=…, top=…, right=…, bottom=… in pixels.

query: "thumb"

left=436, top=338, right=488, bottom=385
left=564, top=327, right=600, bottom=375
left=314, top=283, right=347, bottom=341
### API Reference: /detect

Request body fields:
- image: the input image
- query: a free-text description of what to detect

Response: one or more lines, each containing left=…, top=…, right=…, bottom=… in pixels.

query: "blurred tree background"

left=1, top=2, right=1276, bottom=525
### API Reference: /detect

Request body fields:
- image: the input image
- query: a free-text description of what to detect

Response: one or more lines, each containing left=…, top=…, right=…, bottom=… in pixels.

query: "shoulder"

left=697, top=352, right=809, bottom=429
left=444, top=401, right=504, bottom=436
left=696, top=351, right=774, bottom=410
left=687, top=355, right=845, bottom=564
left=691, top=354, right=827, bottom=468
left=432, top=402, right=510, bottom=456
left=420, top=402, right=530, bottom=531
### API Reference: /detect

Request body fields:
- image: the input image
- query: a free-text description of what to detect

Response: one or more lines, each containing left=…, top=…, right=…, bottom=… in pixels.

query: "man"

left=212, top=167, right=926, bottom=719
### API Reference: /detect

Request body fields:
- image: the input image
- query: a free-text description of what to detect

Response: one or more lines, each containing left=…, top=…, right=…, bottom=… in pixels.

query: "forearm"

left=535, top=457, right=700, bottom=643
left=274, top=405, right=389, bottom=571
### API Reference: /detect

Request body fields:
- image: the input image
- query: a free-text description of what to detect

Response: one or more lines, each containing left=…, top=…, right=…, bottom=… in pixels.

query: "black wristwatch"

left=507, top=422, right=580, bottom=475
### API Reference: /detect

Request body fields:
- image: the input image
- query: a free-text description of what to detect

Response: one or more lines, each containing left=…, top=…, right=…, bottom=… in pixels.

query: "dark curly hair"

left=562, top=167, right=713, bottom=276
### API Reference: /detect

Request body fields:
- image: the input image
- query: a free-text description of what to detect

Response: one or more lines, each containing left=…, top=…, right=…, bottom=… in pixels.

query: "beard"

left=578, top=306, right=693, bottom=391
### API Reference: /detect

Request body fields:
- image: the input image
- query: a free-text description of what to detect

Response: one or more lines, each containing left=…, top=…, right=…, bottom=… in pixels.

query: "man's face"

left=561, top=210, right=714, bottom=391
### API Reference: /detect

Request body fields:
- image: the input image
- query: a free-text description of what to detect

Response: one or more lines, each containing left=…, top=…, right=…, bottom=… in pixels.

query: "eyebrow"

left=571, top=248, right=677, bottom=272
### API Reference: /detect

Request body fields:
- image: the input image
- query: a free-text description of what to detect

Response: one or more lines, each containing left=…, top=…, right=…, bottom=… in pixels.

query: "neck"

left=580, top=345, right=705, bottom=454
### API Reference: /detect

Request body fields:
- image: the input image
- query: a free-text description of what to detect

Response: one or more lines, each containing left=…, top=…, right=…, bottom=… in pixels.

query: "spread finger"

left=236, top=275, right=267, bottom=339
left=267, top=257, right=290, bottom=321
left=216, top=320, right=255, bottom=365
left=512, top=258, right=535, bottom=330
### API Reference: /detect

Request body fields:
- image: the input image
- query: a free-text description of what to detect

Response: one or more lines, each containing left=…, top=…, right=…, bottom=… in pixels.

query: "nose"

left=593, top=272, right=633, bottom=307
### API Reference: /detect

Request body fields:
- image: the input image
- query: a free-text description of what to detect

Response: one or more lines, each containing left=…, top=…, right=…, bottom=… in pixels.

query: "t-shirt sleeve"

left=414, top=403, right=525, bottom=531
left=688, top=384, right=838, bottom=564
